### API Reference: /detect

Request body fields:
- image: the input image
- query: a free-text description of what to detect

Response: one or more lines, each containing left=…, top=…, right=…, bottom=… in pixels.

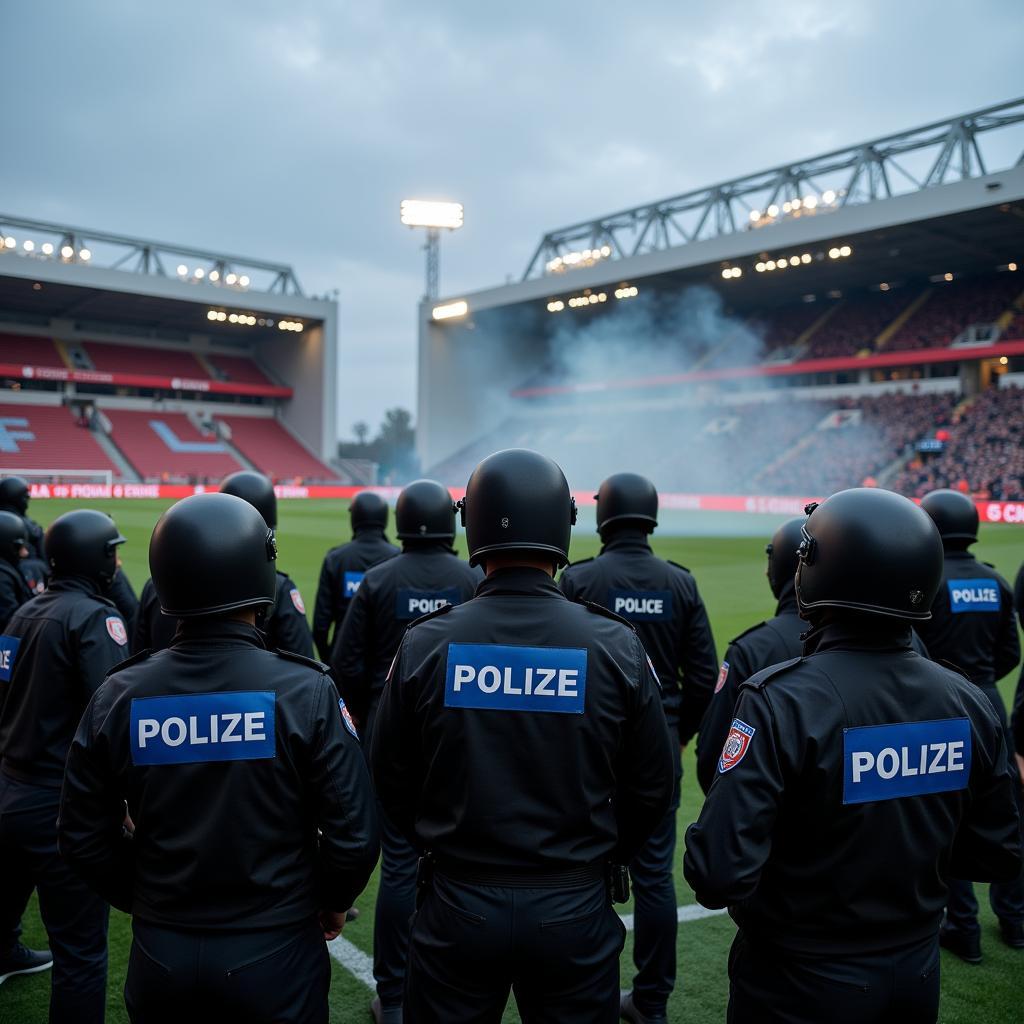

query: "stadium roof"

left=522, top=97, right=1024, bottom=280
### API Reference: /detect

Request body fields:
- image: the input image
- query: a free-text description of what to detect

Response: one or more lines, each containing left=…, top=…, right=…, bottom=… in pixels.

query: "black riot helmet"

left=920, top=488, right=978, bottom=545
left=150, top=492, right=277, bottom=617
left=459, top=449, right=577, bottom=569
left=350, top=491, right=389, bottom=533
left=220, top=470, right=277, bottom=529
left=45, top=509, right=125, bottom=589
left=795, top=488, right=943, bottom=622
left=766, top=517, right=805, bottom=599
left=396, top=479, right=456, bottom=541
left=594, top=472, right=658, bottom=534
left=0, top=510, right=27, bottom=567
left=0, top=476, right=30, bottom=516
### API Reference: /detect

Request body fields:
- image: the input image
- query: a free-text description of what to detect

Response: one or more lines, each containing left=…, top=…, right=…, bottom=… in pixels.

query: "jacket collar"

left=802, top=619, right=914, bottom=656
left=48, top=576, right=106, bottom=600
left=774, top=579, right=799, bottom=617
left=476, top=566, right=564, bottom=599
left=172, top=617, right=267, bottom=649
left=599, top=528, right=653, bottom=555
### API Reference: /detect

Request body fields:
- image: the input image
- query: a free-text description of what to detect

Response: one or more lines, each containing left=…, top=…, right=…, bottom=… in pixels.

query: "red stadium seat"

left=0, top=334, right=67, bottom=369
left=207, top=354, right=275, bottom=386
left=83, top=342, right=209, bottom=379
left=217, top=417, right=334, bottom=481
left=0, top=403, right=118, bottom=474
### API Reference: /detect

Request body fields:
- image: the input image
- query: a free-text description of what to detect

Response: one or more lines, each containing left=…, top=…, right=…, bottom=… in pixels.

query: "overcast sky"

left=2, top=1, right=1022, bottom=436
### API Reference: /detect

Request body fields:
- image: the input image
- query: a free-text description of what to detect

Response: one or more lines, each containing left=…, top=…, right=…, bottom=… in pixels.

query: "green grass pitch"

left=3, top=499, right=1023, bottom=1022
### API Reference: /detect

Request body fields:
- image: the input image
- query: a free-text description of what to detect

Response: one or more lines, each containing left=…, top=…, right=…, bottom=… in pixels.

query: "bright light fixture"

left=60, top=245, right=74, bottom=258
left=177, top=264, right=188, bottom=276
left=432, top=299, right=469, bottom=321
left=239, top=275, right=250, bottom=287
left=79, top=248, right=91, bottom=261
left=401, top=200, right=464, bottom=230
left=41, top=242, right=54, bottom=255
left=23, top=240, right=35, bottom=252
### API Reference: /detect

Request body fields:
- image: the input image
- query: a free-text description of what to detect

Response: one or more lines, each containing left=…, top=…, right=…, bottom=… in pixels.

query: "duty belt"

left=431, top=857, right=606, bottom=889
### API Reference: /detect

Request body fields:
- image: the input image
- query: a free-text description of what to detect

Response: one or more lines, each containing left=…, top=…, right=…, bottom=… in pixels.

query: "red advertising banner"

left=0, top=363, right=292, bottom=399
left=25, top=483, right=1024, bottom=525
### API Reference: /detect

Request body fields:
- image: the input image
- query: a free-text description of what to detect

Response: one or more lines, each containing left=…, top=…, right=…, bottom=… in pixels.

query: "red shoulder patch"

left=718, top=718, right=755, bottom=773
left=290, top=588, right=306, bottom=614
left=714, top=661, right=729, bottom=694
left=106, top=616, right=128, bottom=647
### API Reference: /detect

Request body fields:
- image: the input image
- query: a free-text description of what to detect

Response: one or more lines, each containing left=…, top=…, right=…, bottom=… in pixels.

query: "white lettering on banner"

left=614, top=596, right=664, bottom=615
left=849, top=741, right=965, bottom=783
left=451, top=663, right=578, bottom=698
left=136, top=711, right=266, bottom=749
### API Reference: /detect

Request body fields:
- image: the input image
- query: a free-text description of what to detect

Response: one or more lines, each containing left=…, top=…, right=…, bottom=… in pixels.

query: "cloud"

left=0, top=0, right=1021, bottom=432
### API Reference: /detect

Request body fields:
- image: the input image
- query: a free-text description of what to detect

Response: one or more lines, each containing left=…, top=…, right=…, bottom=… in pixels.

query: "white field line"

left=328, top=904, right=729, bottom=989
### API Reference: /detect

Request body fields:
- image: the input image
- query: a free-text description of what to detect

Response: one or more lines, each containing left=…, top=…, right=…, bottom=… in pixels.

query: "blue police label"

left=948, top=578, right=1000, bottom=613
left=843, top=718, right=971, bottom=804
left=343, top=571, right=365, bottom=598
left=396, top=588, right=461, bottom=621
left=608, top=589, right=673, bottom=622
left=444, top=643, right=586, bottom=714
left=0, top=635, right=20, bottom=682
left=130, top=691, right=276, bottom=766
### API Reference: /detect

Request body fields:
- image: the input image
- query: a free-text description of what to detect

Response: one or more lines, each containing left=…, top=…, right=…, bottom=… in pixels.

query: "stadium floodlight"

left=177, top=264, right=188, bottom=276
left=79, top=248, right=91, bottom=261
left=400, top=200, right=464, bottom=229
left=23, top=240, right=35, bottom=252
left=401, top=198, right=464, bottom=301
left=3, top=237, right=15, bottom=249
left=209, top=269, right=220, bottom=282
left=239, top=275, right=250, bottom=287
left=60, top=245, right=74, bottom=259
left=41, top=242, right=54, bottom=255
left=431, top=299, right=468, bottom=321
left=194, top=267, right=205, bottom=280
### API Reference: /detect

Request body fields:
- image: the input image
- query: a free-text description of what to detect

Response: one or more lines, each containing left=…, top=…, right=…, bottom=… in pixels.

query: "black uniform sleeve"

left=676, top=582, right=718, bottom=747
left=108, top=569, right=139, bottom=625
left=558, top=571, right=577, bottom=602
left=910, top=629, right=930, bottom=659
left=993, top=579, right=1021, bottom=683
left=613, top=635, right=675, bottom=864
left=77, top=607, right=131, bottom=695
left=332, top=582, right=373, bottom=726
left=949, top=707, right=1023, bottom=883
left=130, top=586, right=151, bottom=655
left=1015, top=563, right=1024, bottom=632
left=1013, top=677, right=1024, bottom=758
left=273, top=579, right=315, bottom=659
left=684, top=685, right=784, bottom=909
left=308, top=675, right=379, bottom=911
left=368, top=637, right=422, bottom=845
left=58, top=692, right=136, bottom=912
left=695, top=642, right=751, bottom=795
left=312, top=556, right=336, bottom=663
left=0, top=569, right=22, bottom=632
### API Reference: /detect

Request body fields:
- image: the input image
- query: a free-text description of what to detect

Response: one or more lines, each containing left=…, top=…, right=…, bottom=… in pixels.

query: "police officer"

left=0, top=511, right=32, bottom=630
left=0, top=476, right=47, bottom=593
left=220, top=470, right=314, bottom=657
left=313, top=491, right=399, bottom=661
left=916, top=488, right=1024, bottom=958
left=333, top=479, right=481, bottom=1024
left=684, top=488, right=1022, bottom=1024
left=131, top=577, right=179, bottom=654
left=371, top=449, right=674, bottom=1024
left=695, top=516, right=806, bottom=796
left=0, top=509, right=131, bottom=1023
left=558, top=472, right=716, bottom=1024
left=58, top=492, right=380, bottom=1024
left=1014, top=562, right=1024, bottom=771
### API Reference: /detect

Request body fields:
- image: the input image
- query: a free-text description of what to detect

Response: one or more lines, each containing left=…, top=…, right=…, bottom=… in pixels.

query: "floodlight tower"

left=400, top=200, right=464, bottom=301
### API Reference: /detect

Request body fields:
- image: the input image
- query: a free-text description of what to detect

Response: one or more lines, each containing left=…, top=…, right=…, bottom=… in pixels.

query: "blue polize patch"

left=445, top=643, right=587, bottom=714
left=343, top=571, right=365, bottom=598
left=130, top=691, right=276, bottom=766
left=608, top=589, right=673, bottom=622
left=0, top=635, right=20, bottom=682
left=843, top=718, right=971, bottom=805
left=396, top=588, right=461, bottom=621
left=948, top=578, right=1001, bottom=613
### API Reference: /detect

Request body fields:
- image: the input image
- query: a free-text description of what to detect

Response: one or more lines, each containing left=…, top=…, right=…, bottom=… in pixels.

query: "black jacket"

left=313, top=530, right=400, bottom=662
left=684, top=621, right=1021, bottom=956
left=108, top=568, right=139, bottom=626
left=131, top=578, right=179, bottom=655
left=1012, top=563, right=1024, bottom=756
left=559, top=531, right=718, bottom=746
left=0, top=505, right=45, bottom=563
left=57, top=619, right=379, bottom=928
left=916, top=549, right=1019, bottom=688
left=695, top=583, right=804, bottom=794
left=0, top=578, right=130, bottom=786
left=262, top=570, right=315, bottom=659
left=332, top=542, right=482, bottom=725
left=370, top=567, right=675, bottom=870
left=0, top=558, right=32, bottom=632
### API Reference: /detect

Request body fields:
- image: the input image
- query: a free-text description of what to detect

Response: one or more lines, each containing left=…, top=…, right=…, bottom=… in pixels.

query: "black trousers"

left=946, top=686, right=1024, bottom=933
left=727, top=931, right=941, bottom=1024
left=124, top=916, right=330, bottom=1024
left=373, top=806, right=418, bottom=1008
left=404, top=872, right=625, bottom=1024
left=0, top=774, right=109, bottom=1024
left=628, top=745, right=681, bottom=1015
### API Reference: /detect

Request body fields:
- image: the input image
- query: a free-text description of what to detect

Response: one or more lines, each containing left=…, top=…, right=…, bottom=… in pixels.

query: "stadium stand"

left=217, top=416, right=334, bottom=481
left=206, top=353, right=275, bottom=386
left=753, top=303, right=833, bottom=357
left=0, top=402, right=117, bottom=474
left=890, top=385, right=1024, bottom=500
left=0, top=333, right=66, bottom=368
left=104, top=408, right=242, bottom=481
left=884, top=276, right=1024, bottom=352
left=804, top=290, right=913, bottom=359
left=83, top=341, right=209, bottom=379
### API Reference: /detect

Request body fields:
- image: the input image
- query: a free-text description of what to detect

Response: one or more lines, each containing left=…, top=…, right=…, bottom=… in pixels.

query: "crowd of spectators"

left=891, top=385, right=1024, bottom=500
left=802, top=289, right=911, bottom=359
